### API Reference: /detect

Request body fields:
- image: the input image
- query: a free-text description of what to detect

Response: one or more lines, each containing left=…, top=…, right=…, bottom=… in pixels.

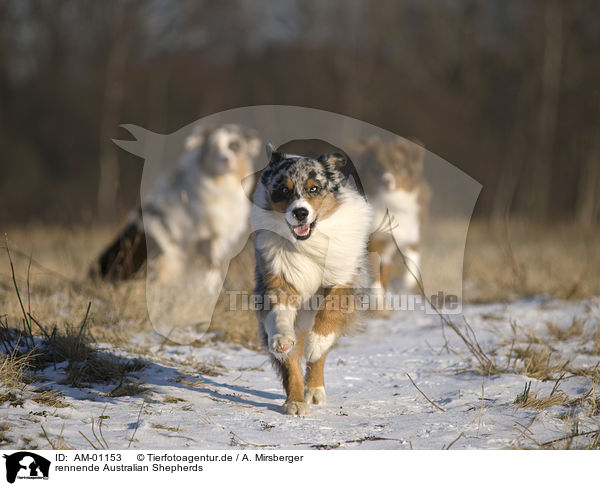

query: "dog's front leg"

left=279, top=332, right=309, bottom=415
left=266, top=309, right=309, bottom=415
left=265, top=304, right=298, bottom=360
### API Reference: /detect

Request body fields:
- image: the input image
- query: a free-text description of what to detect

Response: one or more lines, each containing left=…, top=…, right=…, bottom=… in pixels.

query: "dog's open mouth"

left=288, top=220, right=317, bottom=240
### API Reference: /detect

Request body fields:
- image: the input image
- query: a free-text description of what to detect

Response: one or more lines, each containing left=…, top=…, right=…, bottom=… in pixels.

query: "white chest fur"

left=252, top=186, right=372, bottom=298
left=370, top=187, right=420, bottom=246
left=200, top=175, right=250, bottom=239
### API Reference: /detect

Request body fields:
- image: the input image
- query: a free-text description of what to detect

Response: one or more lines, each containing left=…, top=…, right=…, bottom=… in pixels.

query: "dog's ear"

left=266, top=141, right=283, bottom=165
left=247, top=137, right=261, bottom=159
left=318, top=152, right=346, bottom=169
left=409, top=138, right=425, bottom=165
left=185, top=124, right=207, bottom=150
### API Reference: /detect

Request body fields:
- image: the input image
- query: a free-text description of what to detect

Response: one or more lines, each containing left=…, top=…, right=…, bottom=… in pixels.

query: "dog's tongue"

left=293, top=224, right=311, bottom=237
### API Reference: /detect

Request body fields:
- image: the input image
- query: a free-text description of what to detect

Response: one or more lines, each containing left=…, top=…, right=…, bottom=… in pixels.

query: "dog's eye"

left=309, top=186, right=320, bottom=194
left=281, top=187, right=290, bottom=195
left=229, top=140, right=240, bottom=152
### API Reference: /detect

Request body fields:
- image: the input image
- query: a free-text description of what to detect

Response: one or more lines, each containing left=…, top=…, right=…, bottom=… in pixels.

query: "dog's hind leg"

left=303, top=286, right=354, bottom=406
left=401, top=243, right=421, bottom=291
left=305, top=352, right=327, bottom=405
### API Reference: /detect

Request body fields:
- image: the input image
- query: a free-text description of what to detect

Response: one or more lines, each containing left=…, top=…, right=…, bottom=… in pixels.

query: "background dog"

left=93, top=124, right=261, bottom=283
left=251, top=141, right=372, bottom=415
left=349, top=137, right=431, bottom=293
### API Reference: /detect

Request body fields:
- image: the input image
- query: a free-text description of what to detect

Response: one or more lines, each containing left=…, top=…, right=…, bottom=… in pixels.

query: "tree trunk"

left=97, top=3, right=137, bottom=223
left=529, top=0, right=564, bottom=220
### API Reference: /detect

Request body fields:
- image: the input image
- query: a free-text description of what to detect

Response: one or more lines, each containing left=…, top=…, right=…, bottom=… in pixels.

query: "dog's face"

left=351, top=137, right=424, bottom=193
left=259, top=142, right=346, bottom=241
left=186, top=124, right=261, bottom=177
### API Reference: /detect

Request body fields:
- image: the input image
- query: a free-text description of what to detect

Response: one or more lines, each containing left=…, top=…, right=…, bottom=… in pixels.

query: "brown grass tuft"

left=101, top=379, right=147, bottom=398
left=151, top=423, right=182, bottom=432
left=0, top=391, right=25, bottom=407
left=31, top=389, right=68, bottom=408
left=546, top=318, right=584, bottom=341
left=163, top=395, right=185, bottom=403
left=512, top=346, right=569, bottom=380
left=514, top=381, right=570, bottom=410
left=64, top=355, right=145, bottom=388
left=195, top=357, right=226, bottom=377
left=0, top=348, right=37, bottom=389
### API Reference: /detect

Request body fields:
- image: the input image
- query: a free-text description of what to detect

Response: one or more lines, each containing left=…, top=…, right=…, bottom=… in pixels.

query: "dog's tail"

left=90, top=209, right=148, bottom=281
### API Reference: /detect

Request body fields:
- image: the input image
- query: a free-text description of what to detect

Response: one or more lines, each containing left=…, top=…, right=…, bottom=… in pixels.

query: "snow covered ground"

left=3, top=297, right=600, bottom=450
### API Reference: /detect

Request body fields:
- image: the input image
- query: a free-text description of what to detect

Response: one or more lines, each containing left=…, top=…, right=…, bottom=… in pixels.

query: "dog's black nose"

left=292, top=207, right=309, bottom=222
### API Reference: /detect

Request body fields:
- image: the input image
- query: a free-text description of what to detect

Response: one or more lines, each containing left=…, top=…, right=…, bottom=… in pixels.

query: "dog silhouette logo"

left=3, top=452, right=51, bottom=483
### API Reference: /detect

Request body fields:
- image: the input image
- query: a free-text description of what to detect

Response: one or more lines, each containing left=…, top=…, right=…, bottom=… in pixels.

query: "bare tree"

left=529, top=0, right=564, bottom=219
left=576, top=96, right=600, bottom=225
left=97, top=1, right=140, bottom=223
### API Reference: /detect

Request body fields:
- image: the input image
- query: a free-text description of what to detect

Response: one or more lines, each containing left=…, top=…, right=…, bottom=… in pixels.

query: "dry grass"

left=0, top=264, right=147, bottom=411
left=504, top=309, right=600, bottom=448
left=546, top=318, right=584, bottom=341
left=511, top=346, right=569, bottom=381
left=514, top=381, right=570, bottom=409
left=0, top=421, right=12, bottom=445
left=162, top=395, right=186, bottom=403
left=31, top=389, right=68, bottom=408
left=0, top=231, right=148, bottom=404
left=194, top=357, right=226, bottom=377
left=65, top=355, right=145, bottom=388
left=462, top=220, right=600, bottom=303
left=151, top=423, right=182, bottom=432
left=171, top=375, right=204, bottom=388
left=0, top=347, right=36, bottom=389
left=1, top=225, right=150, bottom=344
left=101, top=380, right=147, bottom=398
left=0, top=391, right=24, bottom=407
left=566, top=387, right=600, bottom=417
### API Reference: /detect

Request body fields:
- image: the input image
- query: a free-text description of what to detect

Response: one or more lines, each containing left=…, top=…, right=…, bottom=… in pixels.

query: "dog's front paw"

left=305, top=386, right=326, bottom=405
left=282, top=401, right=309, bottom=415
left=269, top=334, right=296, bottom=359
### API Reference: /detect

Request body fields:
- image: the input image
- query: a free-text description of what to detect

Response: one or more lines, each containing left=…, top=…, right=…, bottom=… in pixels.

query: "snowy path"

left=3, top=298, right=598, bottom=449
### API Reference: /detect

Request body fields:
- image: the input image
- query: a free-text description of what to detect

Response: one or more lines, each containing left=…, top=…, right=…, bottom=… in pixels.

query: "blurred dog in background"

left=93, top=124, right=261, bottom=283
left=349, top=137, right=431, bottom=293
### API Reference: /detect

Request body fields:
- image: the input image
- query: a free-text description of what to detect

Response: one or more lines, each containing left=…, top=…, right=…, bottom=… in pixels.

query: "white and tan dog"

left=251, top=142, right=372, bottom=415
left=350, top=137, right=430, bottom=293
left=94, top=124, right=260, bottom=282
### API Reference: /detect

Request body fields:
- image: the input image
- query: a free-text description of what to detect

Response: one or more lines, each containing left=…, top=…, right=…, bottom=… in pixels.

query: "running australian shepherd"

left=251, top=141, right=372, bottom=415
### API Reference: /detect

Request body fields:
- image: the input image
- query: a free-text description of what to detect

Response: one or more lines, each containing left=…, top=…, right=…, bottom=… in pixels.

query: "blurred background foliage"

left=0, top=0, right=599, bottom=224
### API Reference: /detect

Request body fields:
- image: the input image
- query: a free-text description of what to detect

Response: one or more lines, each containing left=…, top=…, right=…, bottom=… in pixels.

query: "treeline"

left=0, top=0, right=598, bottom=224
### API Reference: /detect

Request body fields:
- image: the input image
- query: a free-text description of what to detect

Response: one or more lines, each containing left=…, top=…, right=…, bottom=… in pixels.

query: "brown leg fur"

left=303, top=287, right=354, bottom=405
left=312, top=286, right=354, bottom=336
left=305, top=351, right=327, bottom=389
left=305, top=351, right=328, bottom=405
left=282, top=355, right=304, bottom=403
left=276, top=331, right=309, bottom=415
